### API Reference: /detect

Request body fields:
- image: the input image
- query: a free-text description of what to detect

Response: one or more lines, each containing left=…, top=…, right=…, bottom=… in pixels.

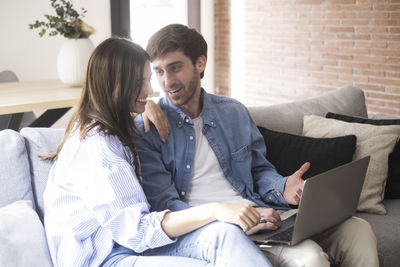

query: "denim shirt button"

left=181, top=191, right=185, bottom=196
left=185, top=118, right=190, bottom=123
left=189, top=136, right=194, bottom=140
left=186, top=164, right=191, bottom=169
left=178, top=120, right=182, bottom=125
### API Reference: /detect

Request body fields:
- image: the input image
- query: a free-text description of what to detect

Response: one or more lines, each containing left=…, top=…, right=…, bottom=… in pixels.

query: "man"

left=136, top=24, right=378, bottom=267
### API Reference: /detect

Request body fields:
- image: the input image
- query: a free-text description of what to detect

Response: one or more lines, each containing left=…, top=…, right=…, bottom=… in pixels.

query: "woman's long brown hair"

left=42, top=37, right=149, bottom=177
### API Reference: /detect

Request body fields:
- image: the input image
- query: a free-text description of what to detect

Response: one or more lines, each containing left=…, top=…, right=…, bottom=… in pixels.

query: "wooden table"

left=0, top=80, right=82, bottom=130
left=0, top=79, right=161, bottom=130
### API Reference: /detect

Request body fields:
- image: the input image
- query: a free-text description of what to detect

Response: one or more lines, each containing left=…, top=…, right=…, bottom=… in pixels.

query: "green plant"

left=29, top=0, right=95, bottom=39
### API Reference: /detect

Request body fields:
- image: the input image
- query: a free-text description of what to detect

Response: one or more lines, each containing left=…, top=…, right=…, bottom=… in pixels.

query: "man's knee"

left=262, top=239, right=330, bottom=267
left=291, top=240, right=330, bottom=267
left=339, top=217, right=378, bottom=265
left=340, top=217, right=377, bottom=244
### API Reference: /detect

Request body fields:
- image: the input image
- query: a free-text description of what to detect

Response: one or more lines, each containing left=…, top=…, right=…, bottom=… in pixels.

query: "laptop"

left=250, top=156, right=370, bottom=246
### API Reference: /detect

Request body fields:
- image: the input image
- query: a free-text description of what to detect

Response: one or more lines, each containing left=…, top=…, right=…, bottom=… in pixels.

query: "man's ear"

left=196, top=55, right=207, bottom=72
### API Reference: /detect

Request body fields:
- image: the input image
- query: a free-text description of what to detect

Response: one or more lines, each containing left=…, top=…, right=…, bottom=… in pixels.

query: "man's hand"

left=142, top=99, right=170, bottom=143
left=245, top=208, right=280, bottom=235
left=283, top=162, right=310, bottom=205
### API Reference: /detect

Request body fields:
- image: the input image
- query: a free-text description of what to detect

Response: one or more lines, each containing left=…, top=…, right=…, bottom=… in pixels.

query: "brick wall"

left=214, top=0, right=400, bottom=116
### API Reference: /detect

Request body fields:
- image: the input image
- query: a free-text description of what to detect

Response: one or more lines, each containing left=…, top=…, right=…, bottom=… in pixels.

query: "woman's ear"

left=196, top=55, right=207, bottom=73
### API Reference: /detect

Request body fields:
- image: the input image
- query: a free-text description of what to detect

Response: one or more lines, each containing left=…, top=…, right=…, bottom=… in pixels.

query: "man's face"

left=152, top=51, right=205, bottom=109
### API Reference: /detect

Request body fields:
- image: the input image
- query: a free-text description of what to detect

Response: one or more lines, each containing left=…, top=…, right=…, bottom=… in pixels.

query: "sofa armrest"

left=0, top=129, right=34, bottom=208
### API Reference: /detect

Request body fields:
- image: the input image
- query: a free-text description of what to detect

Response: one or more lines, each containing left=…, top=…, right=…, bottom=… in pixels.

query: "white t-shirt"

left=186, top=116, right=257, bottom=207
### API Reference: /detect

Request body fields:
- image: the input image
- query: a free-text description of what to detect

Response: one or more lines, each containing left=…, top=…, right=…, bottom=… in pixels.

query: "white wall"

left=0, top=0, right=111, bottom=82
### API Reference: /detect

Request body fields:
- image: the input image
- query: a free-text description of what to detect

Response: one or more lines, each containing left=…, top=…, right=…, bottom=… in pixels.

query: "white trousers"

left=260, top=216, right=379, bottom=267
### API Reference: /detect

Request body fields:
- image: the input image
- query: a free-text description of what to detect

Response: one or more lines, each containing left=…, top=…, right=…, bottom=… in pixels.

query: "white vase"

left=57, top=38, right=94, bottom=87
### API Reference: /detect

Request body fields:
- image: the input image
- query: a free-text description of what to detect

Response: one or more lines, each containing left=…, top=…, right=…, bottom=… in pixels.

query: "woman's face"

left=132, top=60, right=153, bottom=114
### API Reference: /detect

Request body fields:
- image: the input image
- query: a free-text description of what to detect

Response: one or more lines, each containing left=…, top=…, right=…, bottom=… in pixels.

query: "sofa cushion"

left=20, top=127, right=64, bottom=221
left=248, top=86, right=368, bottom=135
left=303, top=115, right=400, bottom=215
left=357, top=199, right=400, bottom=267
left=0, top=129, right=34, bottom=208
left=326, top=112, right=400, bottom=199
left=0, top=200, right=53, bottom=267
left=258, top=127, right=357, bottom=179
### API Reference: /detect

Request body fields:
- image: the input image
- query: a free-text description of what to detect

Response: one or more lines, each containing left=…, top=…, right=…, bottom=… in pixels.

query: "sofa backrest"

left=20, top=127, right=64, bottom=221
left=0, top=129, right=34, bottom=208
left=247, top=86, right=368, bottom=135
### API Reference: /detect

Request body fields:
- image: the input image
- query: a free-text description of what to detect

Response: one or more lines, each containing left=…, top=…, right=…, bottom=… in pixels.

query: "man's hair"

left=146, top=24, right=207, bottom=78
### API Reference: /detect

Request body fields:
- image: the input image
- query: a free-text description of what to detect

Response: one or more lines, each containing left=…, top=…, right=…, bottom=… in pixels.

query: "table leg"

left=29, top=108, right=71, bottom=128
left=7, top=113, right=24, bottom=131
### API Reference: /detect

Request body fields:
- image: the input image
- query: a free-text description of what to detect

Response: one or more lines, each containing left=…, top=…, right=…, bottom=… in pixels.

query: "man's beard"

left=171, top=69, right=200, bottom=107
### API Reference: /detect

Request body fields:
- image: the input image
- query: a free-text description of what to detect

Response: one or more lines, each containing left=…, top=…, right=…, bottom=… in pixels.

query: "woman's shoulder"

left=66, top=129, right=130, bottom=163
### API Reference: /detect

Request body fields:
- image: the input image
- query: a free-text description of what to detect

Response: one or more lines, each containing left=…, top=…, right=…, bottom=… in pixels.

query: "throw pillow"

left=303, top=115, right=400, bottom=214
left=258, top=127, right=357, bottom=179
left=326, top=112, right=400, bottom=199
left=0, top=200, right=53, bottom=267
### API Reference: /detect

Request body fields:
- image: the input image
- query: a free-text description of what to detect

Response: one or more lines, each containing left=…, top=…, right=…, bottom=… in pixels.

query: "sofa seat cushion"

left=0, top=129, right=34, bottom=208
left=356, top=199, right=400, bottom=267
left=0, top=200, right=53, bottom=267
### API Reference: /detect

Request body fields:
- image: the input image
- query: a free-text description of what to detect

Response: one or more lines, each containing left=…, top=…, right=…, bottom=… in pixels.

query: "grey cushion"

left=0, top=200, right=53, bottom=267
left=356, top=199, right=400, bottom=267
left=0, top=129, right=34, bottom=208
left=247, top=86, right=368, bottom=135
left=20, top=127, right=64, bottom=221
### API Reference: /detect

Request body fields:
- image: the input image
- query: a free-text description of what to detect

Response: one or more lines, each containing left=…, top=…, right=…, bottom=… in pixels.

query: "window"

left=110, top=0, right=214, bottom=95
left=130, top=0, right=188, bottom=49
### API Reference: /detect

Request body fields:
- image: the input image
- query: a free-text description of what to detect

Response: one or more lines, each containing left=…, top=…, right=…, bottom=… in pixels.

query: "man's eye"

left=171, top=65, right=181, bottom=72
left=155, top=70, right=163, bottom=75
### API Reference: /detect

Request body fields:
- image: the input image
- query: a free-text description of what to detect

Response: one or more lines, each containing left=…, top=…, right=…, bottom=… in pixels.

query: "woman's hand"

left=245, top=208, right=281, bottom=235
left=142, top=99, right=170, bottom=143
left=212, top=203, right=262, bottom=232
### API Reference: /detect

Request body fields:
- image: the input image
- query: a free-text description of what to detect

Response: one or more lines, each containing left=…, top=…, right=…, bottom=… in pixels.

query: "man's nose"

left=164, top=72, right=176, bottom=89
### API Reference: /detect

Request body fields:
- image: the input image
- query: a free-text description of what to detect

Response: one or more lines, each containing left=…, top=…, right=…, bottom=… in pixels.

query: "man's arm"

left=247, top=111, right=310, bottom=206
left=246, top=111, right=291, bottom=209
left=136, top=117, right=190, bottom=212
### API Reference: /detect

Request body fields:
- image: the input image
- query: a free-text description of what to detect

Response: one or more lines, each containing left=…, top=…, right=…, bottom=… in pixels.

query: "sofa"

left=0, top=86, right=398, bottom=267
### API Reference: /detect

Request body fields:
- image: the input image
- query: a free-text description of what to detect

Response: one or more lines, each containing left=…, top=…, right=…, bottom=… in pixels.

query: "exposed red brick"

left=214, top=0, right=400, bottom=116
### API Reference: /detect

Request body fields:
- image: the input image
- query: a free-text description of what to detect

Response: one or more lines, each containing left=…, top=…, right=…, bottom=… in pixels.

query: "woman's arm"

left=161, top=202, right=262, bottom=238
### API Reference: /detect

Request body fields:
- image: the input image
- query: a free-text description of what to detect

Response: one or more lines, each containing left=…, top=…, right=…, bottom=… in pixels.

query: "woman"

left=43, top=37, right=275, bottom=267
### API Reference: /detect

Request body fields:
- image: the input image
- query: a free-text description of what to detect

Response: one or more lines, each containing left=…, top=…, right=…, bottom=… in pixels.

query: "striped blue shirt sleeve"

left=44, top=131, right=176, bottom=266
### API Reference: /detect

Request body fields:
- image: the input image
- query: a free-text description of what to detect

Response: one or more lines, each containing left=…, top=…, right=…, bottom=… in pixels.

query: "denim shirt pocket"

left=231, top=144, right=250, bottom=162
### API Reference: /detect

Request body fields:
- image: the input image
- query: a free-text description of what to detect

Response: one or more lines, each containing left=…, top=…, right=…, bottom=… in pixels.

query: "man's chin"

left=167, top=96, right=183, bottom=107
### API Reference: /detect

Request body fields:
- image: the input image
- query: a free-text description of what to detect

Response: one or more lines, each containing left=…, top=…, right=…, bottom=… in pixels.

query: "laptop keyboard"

left=269, top=226, right=294, bottom=242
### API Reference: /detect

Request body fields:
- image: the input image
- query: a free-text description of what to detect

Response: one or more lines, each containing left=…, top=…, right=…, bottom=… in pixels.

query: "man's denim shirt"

left=136, top=89, right=290, bottom=212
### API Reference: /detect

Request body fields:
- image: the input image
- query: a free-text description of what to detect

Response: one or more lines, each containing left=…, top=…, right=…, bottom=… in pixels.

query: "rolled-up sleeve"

left=248, top=114, right=290, bottom=209
left=77, top=135, right=176, bottom=252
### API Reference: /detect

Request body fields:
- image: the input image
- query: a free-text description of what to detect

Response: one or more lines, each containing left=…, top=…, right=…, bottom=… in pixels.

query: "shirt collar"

left=164, top=88, right=217, bottom=128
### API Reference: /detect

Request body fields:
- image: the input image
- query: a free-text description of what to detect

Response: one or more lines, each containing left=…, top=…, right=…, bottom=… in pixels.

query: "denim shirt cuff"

left=262, top=176, right=290, bottom=209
